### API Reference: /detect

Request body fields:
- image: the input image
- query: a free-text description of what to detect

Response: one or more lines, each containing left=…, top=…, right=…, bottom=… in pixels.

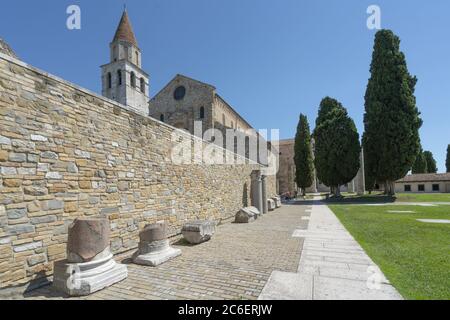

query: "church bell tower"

left=101, top=10, right=149, bottom=115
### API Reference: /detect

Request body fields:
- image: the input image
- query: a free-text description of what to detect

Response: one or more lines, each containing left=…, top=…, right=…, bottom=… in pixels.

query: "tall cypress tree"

left=363, top=30, right=422, bottom=195
left=313, top=97, right=361, bottom=196
left=294, top=114, right=314, bottom=196
left=423, top=151, right=437, bottom=173
left=412, top=148, right=427, bottom=174
left=446, top=145, right=450, bottom=173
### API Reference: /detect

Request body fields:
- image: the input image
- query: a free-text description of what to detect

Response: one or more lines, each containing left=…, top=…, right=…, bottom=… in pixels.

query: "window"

left=160, top=114, right=165, bottom=122
left=130, top=72, right=136, bottom=88
left=117, top=70, right=122, bottom=86
left=140, top=78, right=145, bottom=93
left=135, top=51, right=139, bottom=65
left=432, top=184, right=440, bottom=192
left=174, top=86, right=186, bottom=100
left=222, top=114, right=226, bottom=126
left=418, top=184, right=425, bottom=192
left=404, top=185, right=411, bottom=192
left=107, top=72, right=112, bottom=89
left=199, top=107, right=205, bottom=119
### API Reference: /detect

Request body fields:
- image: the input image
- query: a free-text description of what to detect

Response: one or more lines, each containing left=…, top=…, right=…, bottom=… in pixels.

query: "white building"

left=395, top=173, right=450, bottom=193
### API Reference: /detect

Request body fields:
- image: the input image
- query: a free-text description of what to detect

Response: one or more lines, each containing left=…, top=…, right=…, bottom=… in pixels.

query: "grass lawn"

left=324, top=192, right=450, bottom=204
left=329, top=204, right=450, bottom=300
left=395, top=193, right=450, bottom=203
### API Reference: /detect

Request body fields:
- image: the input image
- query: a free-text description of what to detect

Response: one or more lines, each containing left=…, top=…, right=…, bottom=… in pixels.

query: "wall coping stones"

left=0, top=52, right=261, bottom=167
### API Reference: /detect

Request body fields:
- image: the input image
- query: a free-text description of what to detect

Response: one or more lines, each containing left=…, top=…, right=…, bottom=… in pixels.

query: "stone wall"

left=149, top=74, right=214, bottom=134
left=0, top=54, right=277, bottom=290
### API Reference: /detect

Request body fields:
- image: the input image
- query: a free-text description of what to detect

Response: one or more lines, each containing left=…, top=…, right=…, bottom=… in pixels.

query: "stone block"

left=47, top=200, right=64, bottom=210
left=3, top=179, right=22, bottom=187
left=7, top=208, right=27, bottom=219
left=272, top=196, right=281, bottom=208
left=0, top=135, right=11, bottom=145
left=235, top=206, right=260, bottom=223
left=31, top=134, right=48, bottom=142
left=46, top=172, right=63, bottom=180
left=9, top=152, right=26, bottom=162
left=40, top=151, right=58, bottom=160
left=132, top=221, right=181, bottom=266
left=267, top=199, right=276, bottom=211
left=24, top=186, right=48, bottom=196
left=182, top=220, right=216, bottom=244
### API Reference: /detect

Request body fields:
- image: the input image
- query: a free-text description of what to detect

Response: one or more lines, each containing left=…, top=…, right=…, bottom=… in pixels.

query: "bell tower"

left=101, top=10, right=149, bottom=115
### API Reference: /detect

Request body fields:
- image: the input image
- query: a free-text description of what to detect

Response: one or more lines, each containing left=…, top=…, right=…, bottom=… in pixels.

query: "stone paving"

left=23, top=204, right=307, bottom=300
left=259, top=200, right=403, bottom=300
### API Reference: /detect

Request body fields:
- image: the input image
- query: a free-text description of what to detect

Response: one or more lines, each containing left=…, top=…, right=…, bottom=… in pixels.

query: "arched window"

left=160, top=114, right=165, bottom=122
left=107, top=72, right=112, bottom=89
left=135, top=51, right=139, bottom=65
left=199, top=106, right=205, bottom=119
left=130, top=72, right=136, bottom=88
left=140, top=78, right=145, bottom=93
left=117, top=70, right=122, bottom=86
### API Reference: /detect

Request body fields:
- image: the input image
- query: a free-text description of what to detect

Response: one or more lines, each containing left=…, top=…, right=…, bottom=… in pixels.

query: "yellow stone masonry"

left=0, top=54, right=277, bottom=289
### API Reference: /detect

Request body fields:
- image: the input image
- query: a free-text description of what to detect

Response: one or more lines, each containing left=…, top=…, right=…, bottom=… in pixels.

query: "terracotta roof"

left=112, top=10, right=138, bottom=47
left=396, top=173, right=450, bottom=183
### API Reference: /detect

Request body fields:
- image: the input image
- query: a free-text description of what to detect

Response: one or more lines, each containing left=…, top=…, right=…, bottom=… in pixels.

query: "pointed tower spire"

left=113, top=10, right=138, bottom=47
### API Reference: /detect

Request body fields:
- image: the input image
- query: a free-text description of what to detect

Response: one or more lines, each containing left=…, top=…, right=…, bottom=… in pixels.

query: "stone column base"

left=273, top=197, right=282, bottom=208
left=53, top=254, right=127, bottom=296
left=267, top=199, right=274, bottom=211
left=133, top=247, right=181, bottom=267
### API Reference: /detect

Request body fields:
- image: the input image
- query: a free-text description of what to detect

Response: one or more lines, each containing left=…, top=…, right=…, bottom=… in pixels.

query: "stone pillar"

left=348, top=180, right=355, bottom=193
left=356, top=149, right=366, bottom=195
left=53, top=218, right=128, bottom=296
left=261, top=175, right=268, bottom=214
left=251, top=170, right=263, bottom=214
left=133, top=221, right=181, bottom=266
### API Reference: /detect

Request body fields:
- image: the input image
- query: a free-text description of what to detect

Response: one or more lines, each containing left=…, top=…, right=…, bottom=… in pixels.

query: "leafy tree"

left=363, top=30, right=422, bottom=195
left=313, top=97, right=361, bottom=197
left=447, top=145, right=450, bottom=173
left=412, top=148, right=427, bottom=174
left=423, top=151, right=437, bottom=173
left=294, top=114, right=314, bottom=196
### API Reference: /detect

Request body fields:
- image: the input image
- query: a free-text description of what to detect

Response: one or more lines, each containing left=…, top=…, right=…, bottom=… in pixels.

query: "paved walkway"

left=24, top=204, right=307, bottom=300
left=259, top=200, right=403, bottom=300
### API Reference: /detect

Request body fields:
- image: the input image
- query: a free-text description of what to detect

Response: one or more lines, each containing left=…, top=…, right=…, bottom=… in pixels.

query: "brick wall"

left=0, top=54, right=277, bottom=289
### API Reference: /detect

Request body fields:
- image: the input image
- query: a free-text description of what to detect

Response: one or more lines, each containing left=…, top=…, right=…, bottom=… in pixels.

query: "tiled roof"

left=396, top=173, right=450, bottom=183
left=112, top=11, right=138, bottom=47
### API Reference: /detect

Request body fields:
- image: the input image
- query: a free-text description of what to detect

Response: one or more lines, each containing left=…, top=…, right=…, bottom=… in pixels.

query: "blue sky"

left=1, top=0, right=449, bottom=171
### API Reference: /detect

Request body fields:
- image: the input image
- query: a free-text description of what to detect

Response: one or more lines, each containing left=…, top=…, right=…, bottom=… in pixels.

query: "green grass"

left=329, top=204, right=450, bottom=300
left=395, top=193, right=450, bottom=203
left=324, top=192, right=450, bottom=204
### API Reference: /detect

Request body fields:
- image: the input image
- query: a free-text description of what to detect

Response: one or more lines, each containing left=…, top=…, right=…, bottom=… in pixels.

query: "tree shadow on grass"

left=324, top=194, right=396, bottom=205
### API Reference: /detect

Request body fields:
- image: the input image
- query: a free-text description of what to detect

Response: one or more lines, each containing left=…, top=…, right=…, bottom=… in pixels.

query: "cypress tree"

left=412, top=149, right=427, bottom=174
left=294, top=114, right=314, bottom=196
left=363, top=30, right=422, bottom=195
left=423, top=151, right=437, bottom=173
left=446, top=145, right=450, bottom=173
left=313, top=97, right=361, bottom=196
